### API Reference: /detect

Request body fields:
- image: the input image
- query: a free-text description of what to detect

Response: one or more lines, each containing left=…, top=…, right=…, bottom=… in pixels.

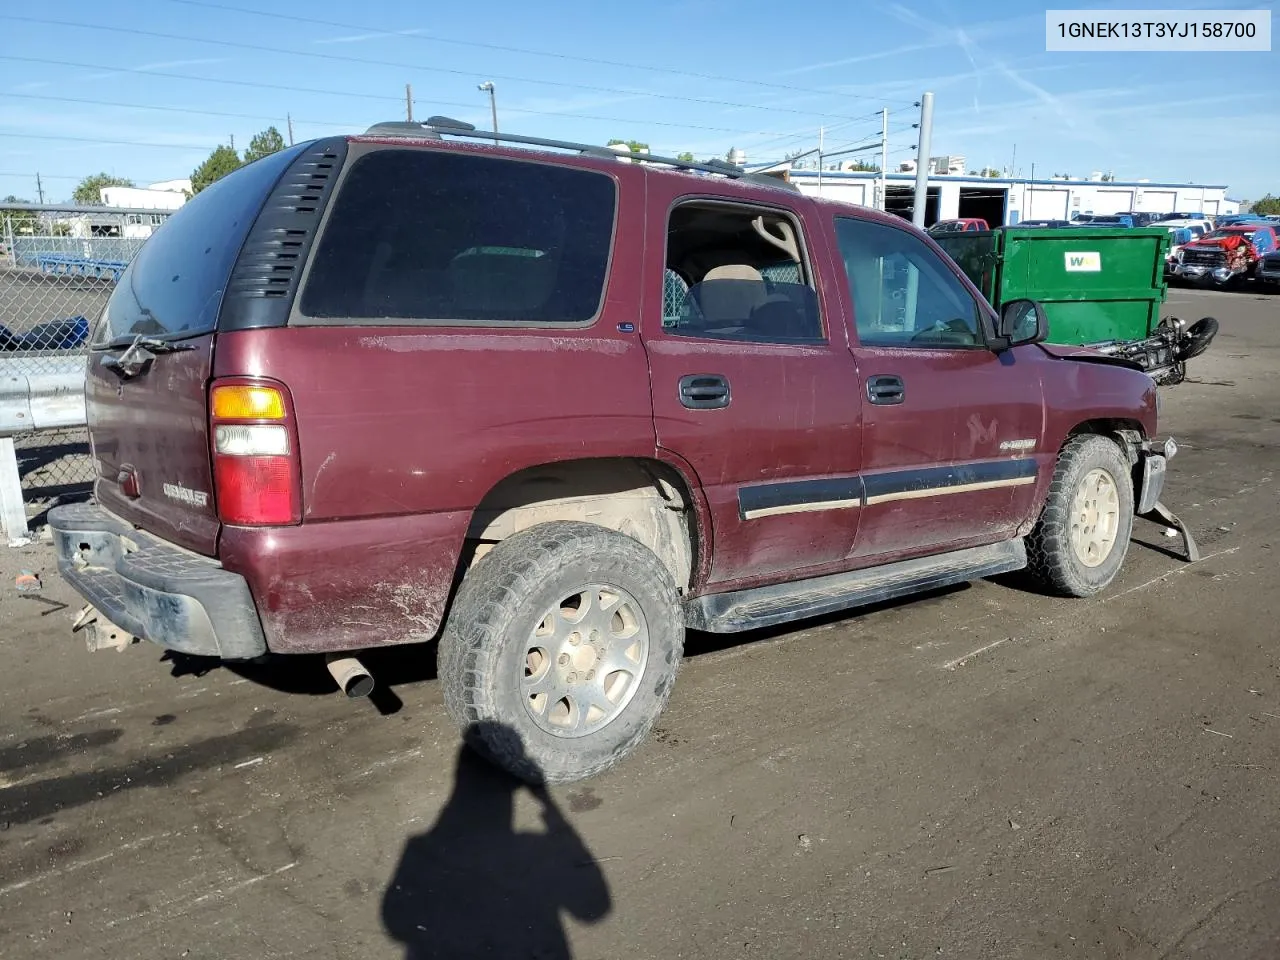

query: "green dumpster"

left=936, top=227, right=1169, bottom=343
left=935, top=226, right=1217, bottom=385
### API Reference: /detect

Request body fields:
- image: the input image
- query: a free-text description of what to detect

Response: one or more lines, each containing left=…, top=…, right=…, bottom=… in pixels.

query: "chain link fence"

left=2, top=205, right=164, bottom=524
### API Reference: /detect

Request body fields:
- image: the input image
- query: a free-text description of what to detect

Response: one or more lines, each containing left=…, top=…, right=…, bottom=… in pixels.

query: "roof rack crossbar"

left=361, top=119, right=798, bottom=191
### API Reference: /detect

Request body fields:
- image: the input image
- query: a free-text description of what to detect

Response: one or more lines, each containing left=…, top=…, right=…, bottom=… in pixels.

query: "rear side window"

left=94, top=145, right=302, bottom=345
left=299, top=149, right=617, bottom=325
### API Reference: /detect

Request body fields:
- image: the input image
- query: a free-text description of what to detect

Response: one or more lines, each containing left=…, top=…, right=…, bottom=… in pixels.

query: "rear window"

left=298, top=148, right=617, bottom=325
left=94, top=145, right=302, bottom=346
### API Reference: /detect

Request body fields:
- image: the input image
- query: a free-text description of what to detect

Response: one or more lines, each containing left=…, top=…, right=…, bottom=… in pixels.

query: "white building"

left=775, top=169, right=1237, bottom=226
left=99, top=180, right=190, bottom=210
left=84, top=180, right=189, bottom=238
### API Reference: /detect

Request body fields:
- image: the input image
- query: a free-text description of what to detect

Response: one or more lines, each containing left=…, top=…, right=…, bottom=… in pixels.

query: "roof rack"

left=362, top=117, right=799, bottom=192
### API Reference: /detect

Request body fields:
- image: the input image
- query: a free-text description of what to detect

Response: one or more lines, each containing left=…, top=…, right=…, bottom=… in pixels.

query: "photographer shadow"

left=382, top=722, right=611, bottom=959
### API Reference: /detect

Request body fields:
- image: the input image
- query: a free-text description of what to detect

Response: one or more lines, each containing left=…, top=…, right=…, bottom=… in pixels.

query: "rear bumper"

left=47, top=503, right=267, bottom=659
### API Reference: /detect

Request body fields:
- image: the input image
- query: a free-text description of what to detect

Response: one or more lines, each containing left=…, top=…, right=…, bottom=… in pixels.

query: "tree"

left=844, top=160, right=880, bottom=172
left=244, top=126, right=286, bottom=164
left=676, top=152, right=694, bottom=162
left=1101, top=172, right=1116, bottom=182
left=1250, top=194, right=1280, bottom=216
left=190, top=144, right=242, bottom=195
left=73, top=173, right=134, bottom=206
left=606, top=139, right=649, bottom=153
left=1, top=195, right=41, bottom=235
left=979, top=167, right=1001, bottom=178
left=1052, top=172, right=1071, bottom=179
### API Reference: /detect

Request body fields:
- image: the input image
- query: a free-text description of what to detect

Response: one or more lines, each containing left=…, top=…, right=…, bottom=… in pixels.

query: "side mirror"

left=991, top=299, right=1048, bottom=351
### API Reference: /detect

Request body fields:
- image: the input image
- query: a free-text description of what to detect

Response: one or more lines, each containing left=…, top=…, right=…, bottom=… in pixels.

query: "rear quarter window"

left=297, top=148, right=617, bottom=326
left=94, top=145, right=303, bottom=346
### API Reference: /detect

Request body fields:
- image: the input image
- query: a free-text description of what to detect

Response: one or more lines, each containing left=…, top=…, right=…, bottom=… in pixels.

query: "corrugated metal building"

left=776, top=170, right=1237, bottom=226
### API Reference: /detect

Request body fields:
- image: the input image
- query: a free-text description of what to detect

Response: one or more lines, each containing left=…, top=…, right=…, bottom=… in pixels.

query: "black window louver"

left=219, top=137, right=349, bottom=330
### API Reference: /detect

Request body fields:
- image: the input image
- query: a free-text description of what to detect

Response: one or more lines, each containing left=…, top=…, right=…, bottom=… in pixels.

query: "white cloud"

left=77, top=58, right=228, bottom=84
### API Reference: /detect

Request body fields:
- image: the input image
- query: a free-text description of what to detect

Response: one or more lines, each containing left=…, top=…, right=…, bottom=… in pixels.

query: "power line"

left=3, top=93, right=345, bottom=129
left=735, top=109, right=886, bottom=155
left=160, top=0, right=919, bottom=106
left=0, top=55, right=402, bottom=104
left=1, top=92, right=803, bottom=139
left=0, top=172, right=88, bottom=180
left=0, top=132, right=212, bottom=150
left=0, top=15, right=891, bottom=121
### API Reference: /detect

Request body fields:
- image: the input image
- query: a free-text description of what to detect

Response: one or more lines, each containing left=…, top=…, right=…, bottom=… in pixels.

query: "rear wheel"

left=1026, top=435, right=1135, bottom=597
left=438, top=521, right=684, bottom=783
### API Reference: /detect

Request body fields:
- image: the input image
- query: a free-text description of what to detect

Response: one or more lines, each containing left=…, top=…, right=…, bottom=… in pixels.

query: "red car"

left=49, top=120, right=1190, bottom=783
left=1175, top=224, right=1279, bottom=287
left=928, top=218, right=989, bottom=235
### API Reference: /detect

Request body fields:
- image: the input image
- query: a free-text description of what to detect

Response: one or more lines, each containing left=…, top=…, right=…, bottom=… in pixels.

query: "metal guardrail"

left=0, top=354, right=89, bottom=542
left=33, top=254, right=130, bottom=282
left=0, top=206, right=145, bottom=542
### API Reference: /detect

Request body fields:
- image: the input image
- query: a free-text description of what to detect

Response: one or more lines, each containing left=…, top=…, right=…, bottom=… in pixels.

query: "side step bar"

left=685, top=539, right=1027, bottom=634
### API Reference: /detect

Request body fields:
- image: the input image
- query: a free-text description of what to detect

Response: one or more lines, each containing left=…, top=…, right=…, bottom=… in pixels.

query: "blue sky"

left=0, top=0, right=1276, bottom=203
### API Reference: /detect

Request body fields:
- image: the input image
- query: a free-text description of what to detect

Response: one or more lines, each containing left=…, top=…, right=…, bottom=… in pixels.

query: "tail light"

left=210, top=379, right=301, bottom=525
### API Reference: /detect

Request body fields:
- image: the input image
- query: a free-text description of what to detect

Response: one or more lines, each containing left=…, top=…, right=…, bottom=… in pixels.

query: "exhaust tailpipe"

left=326, top=655, right=374, bottom=699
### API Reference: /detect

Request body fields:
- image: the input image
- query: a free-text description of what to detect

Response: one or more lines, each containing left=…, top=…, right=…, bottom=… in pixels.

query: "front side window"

left=300, top=149, right=617, bottom=325
left=662, top=202, right=823, bottom=344
left=835, top=216, right=985, bottom=348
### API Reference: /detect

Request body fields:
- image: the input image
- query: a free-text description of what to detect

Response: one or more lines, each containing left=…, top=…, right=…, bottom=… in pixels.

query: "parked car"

left=1008, top=219, right=1072, bottom=229
left=1165, top=227, right=1195, bottom=278
left=1072, top=214, right=1134, bottom=227
left=1258, top=250, right=1280, bottom=288
left=47, top=120, right=1195, bottom=784
left=1156, top=212, right=1213, bottom=223
left=1160, top=218, right=1212, bottom=239
left=928, top=218, right=989, bottom=234
left=1174, top=224, right=1280, bottom=287
left=1214, top=214, right=1270, bottom=227
left=1123, top=212, right=1164, bottom=227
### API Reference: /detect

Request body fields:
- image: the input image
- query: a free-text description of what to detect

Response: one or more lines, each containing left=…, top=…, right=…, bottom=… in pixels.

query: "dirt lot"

left=2, top=286, right=1278, bottom=960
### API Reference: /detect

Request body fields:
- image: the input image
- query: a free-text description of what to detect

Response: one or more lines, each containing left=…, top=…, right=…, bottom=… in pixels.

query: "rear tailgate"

left=89, top=334, right=219, bottom=554
left=86, top=143, right=311, bottom=557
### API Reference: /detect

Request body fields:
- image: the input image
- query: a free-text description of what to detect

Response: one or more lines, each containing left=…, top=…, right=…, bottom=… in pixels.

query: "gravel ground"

left=1, top=285, right=1277, bottom=960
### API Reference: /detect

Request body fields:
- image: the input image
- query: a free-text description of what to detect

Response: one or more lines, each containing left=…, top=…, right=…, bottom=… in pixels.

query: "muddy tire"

left=1026, top=435, right=1135, bottom=598
left=438, top=521, right=684, bottom=784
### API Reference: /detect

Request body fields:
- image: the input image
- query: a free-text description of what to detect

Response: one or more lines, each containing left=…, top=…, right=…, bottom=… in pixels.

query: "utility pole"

left=911, top=91, right=934, bottom=228
left=478, top=82, right=498, bottom=142
left=817, top=125, right=824, bottom=196
left=878, top=108, right=888, bottom=211
left=405, top=84, right=414, bottom=122
left=35, top=172, right=44, bottom=205
left=229, top=134, right=235, bottom=152
left=1009, top=143, right=1017, bottom=179
left=286, top=113, right=295, bottom=146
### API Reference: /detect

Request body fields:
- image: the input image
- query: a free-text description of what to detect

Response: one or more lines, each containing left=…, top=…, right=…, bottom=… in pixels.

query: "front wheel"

left=438, top=522, right=684, bottom=784
left=1026, top=435, right=1135, bottom=597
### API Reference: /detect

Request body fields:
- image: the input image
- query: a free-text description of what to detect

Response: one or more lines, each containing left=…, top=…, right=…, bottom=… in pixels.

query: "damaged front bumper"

left=1135, top=437, right=1199, bottom=563
left=1089, top=316, right=1219, bottom=387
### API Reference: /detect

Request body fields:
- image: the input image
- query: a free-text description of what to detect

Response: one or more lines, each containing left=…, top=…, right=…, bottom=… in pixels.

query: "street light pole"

left=478, top=82, right=498, bottom=143
left=911, top=91, right=934, bottom=228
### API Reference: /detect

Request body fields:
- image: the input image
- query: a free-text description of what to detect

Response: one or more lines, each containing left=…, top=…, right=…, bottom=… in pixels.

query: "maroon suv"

left=50, top=119, right=1191, bottom=783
